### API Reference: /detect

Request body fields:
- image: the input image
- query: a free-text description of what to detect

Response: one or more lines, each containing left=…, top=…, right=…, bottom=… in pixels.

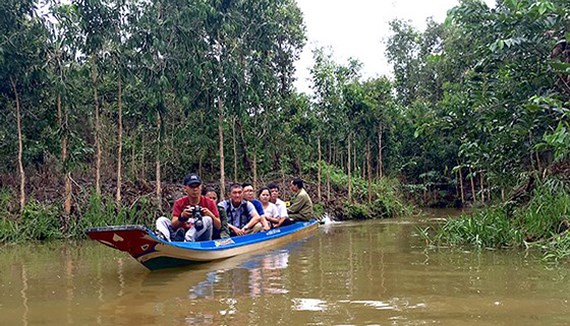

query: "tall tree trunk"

left=130, top=134, right=136, bottom=180
left=348, top=134, right=352, bottom=202
left=116, top=77, right=123, bottom=205
left=377, top=125, right=383, bottom=179
left=362, top=155, right=366, bottom=179
left=236, top=118, right=252, bottom=171
left=334, top=144, right=338, bottom=168
left=232, top=117, right=238, bottom=183
left=11, top=77, right=26, bottom=213
left=57, top=94, right=72, bottom=216
left=366, top=141, right=372, bottom=204
left=155, top=111, right=162, bottom=203
left=480, top=172, right=485, bottom=203
left=469, top=167, right=476, bottom=204
left=317, top=136, right=322, bottom=201
left=327, top=143, right=331, bottom=202
left=91, top=58, right=102, bottom=197
left=353, top=141, right=357, bottom=178
left=140, top=135, right=145, bottom=180
left=458, top=162, right=465, bottom=205
left=253, top=150, right=258, bottom=187
left=218, top=97, right=226, bottom=199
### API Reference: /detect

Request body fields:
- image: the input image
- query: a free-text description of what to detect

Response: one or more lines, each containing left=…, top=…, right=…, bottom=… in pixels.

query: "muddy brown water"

left=1, top=213, right=569, bottom=325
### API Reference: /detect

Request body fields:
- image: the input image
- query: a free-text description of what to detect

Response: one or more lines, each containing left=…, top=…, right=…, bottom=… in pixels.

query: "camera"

left=179, top=208, right=189, bottom=222
left=193, top=205, right=204, bottom=231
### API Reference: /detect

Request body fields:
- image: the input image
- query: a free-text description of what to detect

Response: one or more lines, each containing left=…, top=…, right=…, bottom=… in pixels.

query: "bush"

left=544, top=233, right=570, bottom=262
left=428, top=179, right=570, bottom=260
left=313, top=202, right=325, bottom=218
left=433, top=207, right=524, bottom=248
left=515, top=184, right=570, bottom=241
left=0, top=217, right=19, bottom=242
left=19, top=199, right=63, bottom=241
left=75, top=192, right=156, bottom=237
left=343, top=203, right=371, bottom=220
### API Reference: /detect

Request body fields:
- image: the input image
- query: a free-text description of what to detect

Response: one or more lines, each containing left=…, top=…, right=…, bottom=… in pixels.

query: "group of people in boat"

left=155, top=173, right=314, bottom=242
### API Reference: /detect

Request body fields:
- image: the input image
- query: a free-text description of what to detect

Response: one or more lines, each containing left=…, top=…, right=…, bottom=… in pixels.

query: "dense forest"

left=1, top=0, right=569, bottom=256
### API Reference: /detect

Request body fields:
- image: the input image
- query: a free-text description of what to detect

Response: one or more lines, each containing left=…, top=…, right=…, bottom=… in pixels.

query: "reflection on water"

left=190, top=249, right=291, bottom=300
left=21, top=264, right=28, bottom=326
left=0, top=217, right=569, bottom=325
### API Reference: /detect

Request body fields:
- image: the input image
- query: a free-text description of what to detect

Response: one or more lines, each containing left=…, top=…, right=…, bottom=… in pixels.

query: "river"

left=1, top=213, right=569, bottom=325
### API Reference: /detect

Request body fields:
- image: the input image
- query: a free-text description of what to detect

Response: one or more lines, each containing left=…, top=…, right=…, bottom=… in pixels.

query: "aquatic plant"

left=543, top=233, right=570, bottom=262
left=428, top=180, right=570, bottom=261
left=432, top=207, right=523, bottom=248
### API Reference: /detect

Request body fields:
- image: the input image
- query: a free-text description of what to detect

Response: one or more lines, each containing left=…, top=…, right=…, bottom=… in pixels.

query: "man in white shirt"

left=267, top=183, right=294, bottom=227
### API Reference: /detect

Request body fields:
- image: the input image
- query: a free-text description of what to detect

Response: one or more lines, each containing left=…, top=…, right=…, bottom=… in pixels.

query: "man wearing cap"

left=155, top=173, right=220, bottom=242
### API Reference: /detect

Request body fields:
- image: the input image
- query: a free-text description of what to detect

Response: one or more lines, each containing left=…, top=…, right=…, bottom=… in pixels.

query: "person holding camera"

left=155, top=173, right=219, bottom=242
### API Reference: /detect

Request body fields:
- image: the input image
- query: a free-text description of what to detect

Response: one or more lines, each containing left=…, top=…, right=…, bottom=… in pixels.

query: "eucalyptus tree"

left=45, top=3, right=85, bottom=217
left=197, top=0, right=306, bottom=187
left=124, top=0, right=205, bottom=202
left=385, top=19, right=422, bottom=107
left=104, top=0, right=131, bottom=205
left=310, top=48, right=362, bottom=201
left=310, top=47, right=344, bottom=200
left=0, top=0, right=49, bottom=212
left=73, top=0, right=118, bottom=196
left=358, top=78, right=394, bottom=199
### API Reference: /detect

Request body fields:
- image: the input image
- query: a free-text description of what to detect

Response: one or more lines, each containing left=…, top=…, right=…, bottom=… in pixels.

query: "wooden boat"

left=85, top=220, right=318, bottom=271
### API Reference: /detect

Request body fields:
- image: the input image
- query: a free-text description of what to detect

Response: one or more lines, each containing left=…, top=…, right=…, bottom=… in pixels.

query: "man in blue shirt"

left=242, top=182, right=271, bottom=231
left=219, top=184, right=263, bottom=236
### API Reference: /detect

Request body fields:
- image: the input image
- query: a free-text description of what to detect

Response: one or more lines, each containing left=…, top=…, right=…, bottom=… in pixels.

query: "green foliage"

left=343, top=203, right=371, bottom=220
left=80, top=193, right=118, bottom=229
left=0, top=189, right=162, bottom=242
left=543, top=233, right=570, bottom=262
left=429, top=180, right=570, bottom=261
left=539, top=121, right=570, bottom=161
left=434, top=208, right=524, bottom=248
left=515, top=182, right=570, bottom=240
left=0, top=188, right=15, bottom=218
left=316, top=162, right=411, bottom=219
left=19, top=199, right=63, bottom=241
left=77, top=192, right=155, bottom=234
left=313, top=202, right=325, bottom=218
left=0, top=218, right=19, bottom=243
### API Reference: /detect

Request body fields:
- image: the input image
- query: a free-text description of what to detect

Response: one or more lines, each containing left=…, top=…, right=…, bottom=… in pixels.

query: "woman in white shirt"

left=258, top=187, right=281, bottom=228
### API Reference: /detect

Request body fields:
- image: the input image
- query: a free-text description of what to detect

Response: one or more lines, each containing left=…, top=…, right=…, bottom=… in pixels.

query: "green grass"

left=423, top=180, right=570, bottom=261
left=543, top=233, right=570, bottom=262
left=0, top=189, right=160, bottom=243
left=432, top=207, right=524, bottom=248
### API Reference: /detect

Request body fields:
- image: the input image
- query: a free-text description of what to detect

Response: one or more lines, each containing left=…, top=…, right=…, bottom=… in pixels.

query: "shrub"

left=343, top=203, right=371, bottom=220
left=19, top=199, right=63, bottom=241
left=434, top=208, right=524, bottom=248
left=0, top=217, right=19, bottom=242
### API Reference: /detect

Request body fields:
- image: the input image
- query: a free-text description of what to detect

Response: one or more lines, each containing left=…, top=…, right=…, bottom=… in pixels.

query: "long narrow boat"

left=86, top=220, right=318, bottom=271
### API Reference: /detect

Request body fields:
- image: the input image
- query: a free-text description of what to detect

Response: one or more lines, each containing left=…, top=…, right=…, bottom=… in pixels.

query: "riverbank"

left=0, top=164, right=412, bottom=242
left=420, top=177, right=570, bottom=262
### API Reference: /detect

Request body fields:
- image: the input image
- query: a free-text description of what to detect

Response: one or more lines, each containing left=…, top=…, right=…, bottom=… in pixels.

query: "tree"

left=0, top=0, right=48, bottom=212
